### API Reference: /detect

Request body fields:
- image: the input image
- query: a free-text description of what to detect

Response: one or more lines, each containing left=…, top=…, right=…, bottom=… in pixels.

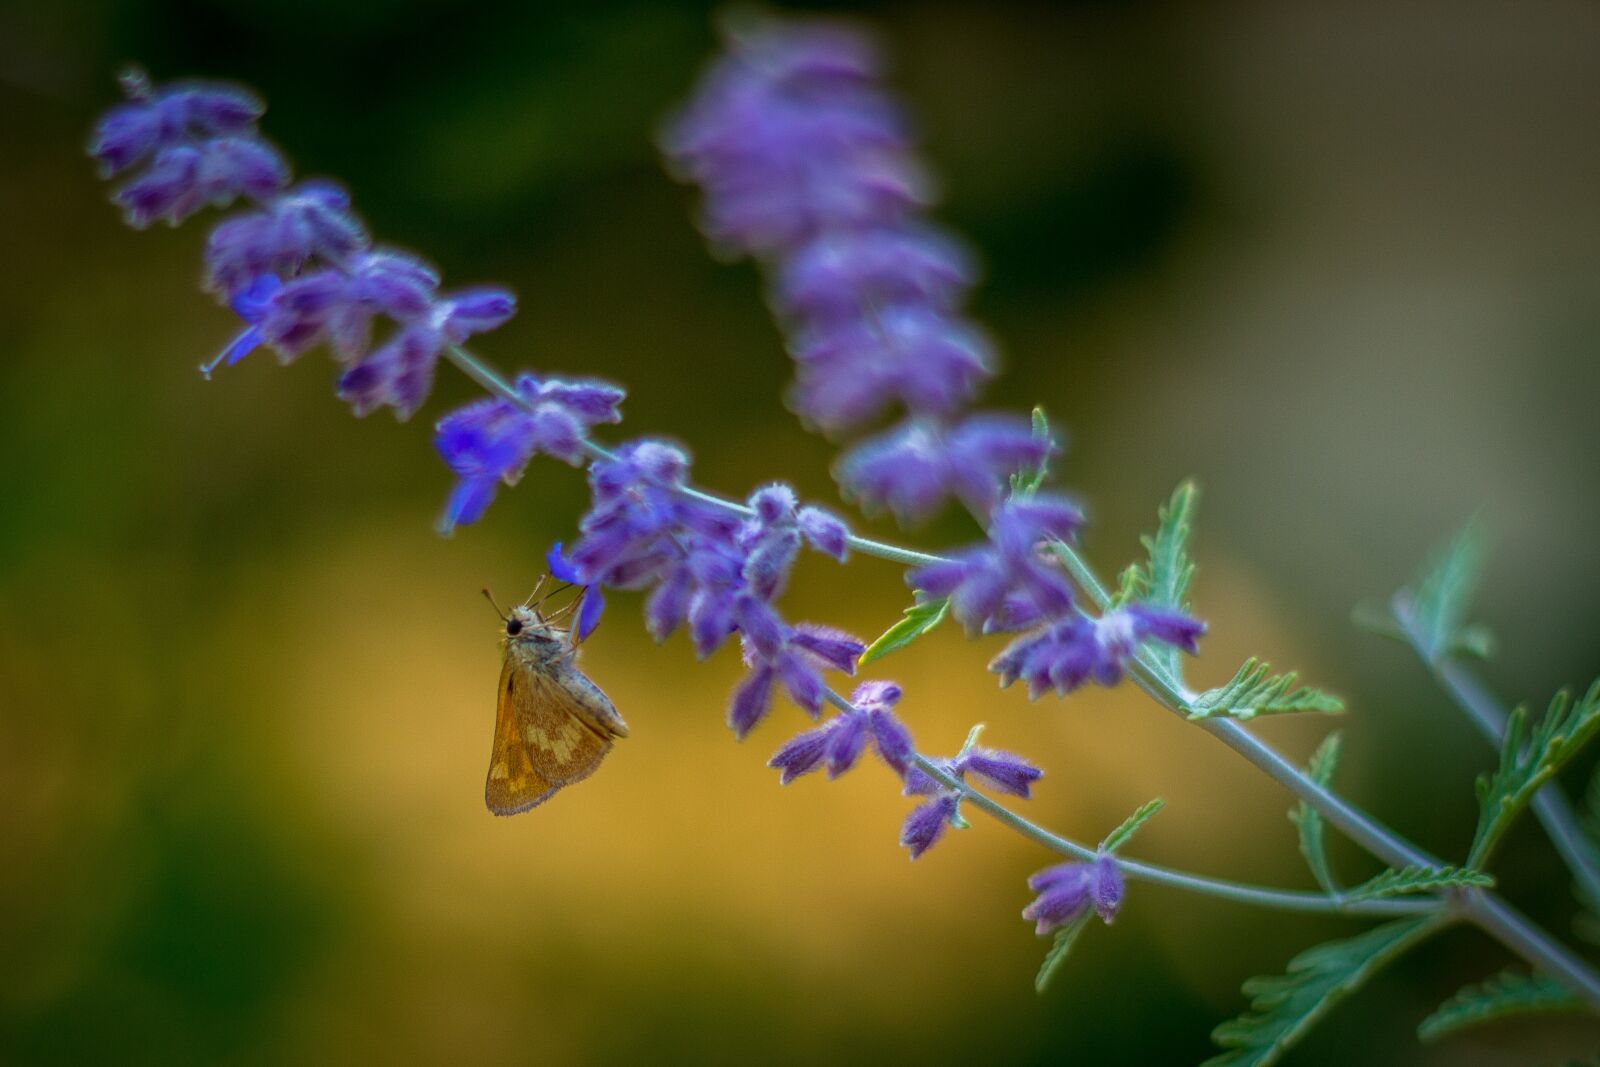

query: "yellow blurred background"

left=3, top=1, right=1600, bottom=1063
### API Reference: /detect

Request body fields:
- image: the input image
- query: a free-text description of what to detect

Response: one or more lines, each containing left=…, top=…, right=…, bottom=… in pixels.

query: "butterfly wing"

left=485, top=654, right=617, bottom=816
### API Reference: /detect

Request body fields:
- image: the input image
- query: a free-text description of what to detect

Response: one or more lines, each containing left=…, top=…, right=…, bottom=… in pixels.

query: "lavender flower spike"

left=664, top=16, right=996, bottom=434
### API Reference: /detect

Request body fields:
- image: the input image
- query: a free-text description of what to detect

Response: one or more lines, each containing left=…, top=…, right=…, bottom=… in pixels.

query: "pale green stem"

left=1390, top=594, right=1600, bottom=910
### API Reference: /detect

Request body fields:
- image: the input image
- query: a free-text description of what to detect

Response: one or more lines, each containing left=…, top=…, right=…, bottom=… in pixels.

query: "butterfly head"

left=505, top=605, right=560, bottom=642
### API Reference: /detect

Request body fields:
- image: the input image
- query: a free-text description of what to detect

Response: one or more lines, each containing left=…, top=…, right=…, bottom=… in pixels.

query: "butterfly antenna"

left=519, top=574, right=548, bottom=608
left=481, top=588, right=508, bottom=621
left=543, top=588, right=582, bottom=623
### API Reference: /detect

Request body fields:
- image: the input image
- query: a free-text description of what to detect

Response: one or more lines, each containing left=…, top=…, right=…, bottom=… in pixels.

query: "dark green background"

left=4, top=1, right=1600, bottom=1063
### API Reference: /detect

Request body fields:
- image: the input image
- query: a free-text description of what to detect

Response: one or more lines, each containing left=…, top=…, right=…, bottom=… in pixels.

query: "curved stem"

left=906, top=752, right=1435, bottom=918
left=1391, top=595, right=1600, bottom=910
left=444, top=344, right=945, bottom=567
left=442, top=340, right=1600, bottom=1007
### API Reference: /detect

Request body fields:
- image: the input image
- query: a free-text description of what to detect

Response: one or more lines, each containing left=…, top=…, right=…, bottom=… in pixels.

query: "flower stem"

left=442, top=339, right=1600, bottom=1008
left=1390, top=594, right=1600, bottom=911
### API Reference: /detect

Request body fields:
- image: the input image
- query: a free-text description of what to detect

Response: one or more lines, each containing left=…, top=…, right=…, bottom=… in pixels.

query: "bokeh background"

left=4, top=1, right=1600, bottom=1063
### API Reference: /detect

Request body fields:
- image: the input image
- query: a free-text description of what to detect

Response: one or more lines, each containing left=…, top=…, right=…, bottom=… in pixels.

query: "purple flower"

left=989, top=604, right=1206, bottom=699
left=204, top=181, right=368, bottom=297
left=338, top=288, right=517, bottom=419
left=262, top=250, right=440, bottom=362
left=728, top=623, right=865, bottom=738
left=547, top=543, right=605, bottom=641
left=789, top=305, right=993, bottom=432
left=665, top=17, right=998, bottom=437
left=90, top=71, right=263, bottom=177
left=955, top=747, right=1042, bottom=799
left=1022, top=855, right=1125, bottom=935
left=200, top=273, right=282, bottom=377
left=112, top=137, right=289, bottom=229
left=773, top=225, right=974, bottom=324
left=797, top=505, right=849, bottom=561
left=433, top=373, right=626, bottom=533
left=768, top=679, right=912, bottom=781
left=662, top=19, right=925, bottom=257
left=836, top=415, right=1055, bottom=525
left=908, top=495, right=1080, bottom=633
left=901, top=794, right=959, bottom=859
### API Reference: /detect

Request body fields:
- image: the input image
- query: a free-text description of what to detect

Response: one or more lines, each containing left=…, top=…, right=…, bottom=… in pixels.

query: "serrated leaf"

left=1342, top=864, right=1492, bottom=902
left=1417, top=969, right=1583, bottom=1043
left=1034, top=910, right=1093, bottom=994
left=1288, top=732, right=1342, bottom=894
left=859, top=597, right=950, bottom=666
left=1113, top=480, right=1199, bottom=677
left=1100, top=798, right=1164, bottom=854
left=1188, top=658, right=1345, bottom=721
left=1470, top=680, right=1600, bottom=869
left=1204, top=916, right=1445, bottom=1067
left=1402, top=518, right=1494, bottom=664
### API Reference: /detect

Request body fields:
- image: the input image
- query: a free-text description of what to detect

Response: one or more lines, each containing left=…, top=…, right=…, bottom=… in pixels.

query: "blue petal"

left=576, top=585, right=605, bottom=641
left=546, top=542, right=582, bottom=584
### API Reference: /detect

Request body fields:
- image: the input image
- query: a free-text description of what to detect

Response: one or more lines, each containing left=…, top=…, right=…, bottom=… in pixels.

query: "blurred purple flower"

left=204, top=180, right=368, bottom=297
left=262, top=250, right=439, bottom=362
left=663, top=16, right=997, bottom=435
left=90, top=70, right=263, bottom=176
left=836, top=415, right=1054, bottom=525
left=1022, top=855, right=1125, bottom=935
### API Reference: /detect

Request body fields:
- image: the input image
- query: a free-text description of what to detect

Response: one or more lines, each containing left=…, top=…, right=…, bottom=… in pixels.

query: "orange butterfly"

left=482, top=580, right=628, bottom=815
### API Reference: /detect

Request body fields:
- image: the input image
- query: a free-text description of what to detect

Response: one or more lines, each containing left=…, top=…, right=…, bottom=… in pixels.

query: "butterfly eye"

left=506, top=618, right=523, bottom=636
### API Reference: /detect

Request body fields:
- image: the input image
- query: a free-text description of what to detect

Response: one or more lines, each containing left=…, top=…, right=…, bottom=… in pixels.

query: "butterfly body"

left=485, top=604, right=627, bottom=816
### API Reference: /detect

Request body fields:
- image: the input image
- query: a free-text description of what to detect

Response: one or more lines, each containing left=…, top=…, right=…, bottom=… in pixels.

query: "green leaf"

left=1402, top=518, right=1495, bottom=663
left=1113, top=480, right=1199, bottom=677
left=1188, top=658, right=1345, bottom=721
left=1009, top=405, right=1054, bottom=497
left=858, top=597, right=950, bottom=666
left=1288, top=732, right=1342, bottom=894
left=1204, top=916, right=1445, bottom=1067
left=1470, top=680, right=1600, bottom=869
left=1417, top=969, right=1584, bottom=1043
left=1342, top=864, right=1493, bottom=902
left=1100, top=798, right=1164, bottom=854
left=1034, top=911, right=1093, bottom=994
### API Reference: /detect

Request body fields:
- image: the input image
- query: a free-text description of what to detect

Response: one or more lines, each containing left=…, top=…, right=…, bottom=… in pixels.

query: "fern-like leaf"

left=1204, top=916, right=1445, bottom=1067
left=1288, top=732, right=1342, bottom=894
left=1188, top=658, right=1345, bottom=721
left=1342, top=864, right=1492, bottom=903
left=1008, top=406, right=1054, bottom=497
left=1100, top=798, right=1164, bottom=854
left=1470, top=680, right=1600, bottom=869
left=1034, top=911, right=1093, bottom=994
left=859, top=596, right=950, bottom=666
left=1395, top=518, right=1496, bottom=663
left=1112, top=480, right=1199, bottom=677
left=1417, top=969, right=1584, bottom=1043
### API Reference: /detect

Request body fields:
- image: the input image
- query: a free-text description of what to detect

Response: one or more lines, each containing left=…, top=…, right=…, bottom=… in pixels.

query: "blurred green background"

left=4, top=0, right=1600, bottom=1063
